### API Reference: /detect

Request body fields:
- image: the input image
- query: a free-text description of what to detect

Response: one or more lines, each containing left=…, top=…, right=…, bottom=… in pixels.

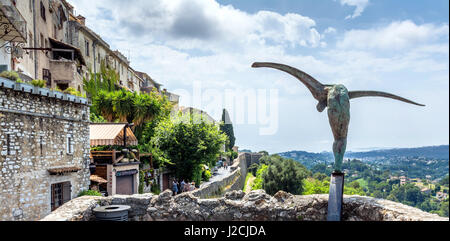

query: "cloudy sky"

left=69, top=0, right=449, bottom=153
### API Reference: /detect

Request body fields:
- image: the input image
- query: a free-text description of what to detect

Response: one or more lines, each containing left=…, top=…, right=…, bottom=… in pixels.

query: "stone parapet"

left=41, top=190, right=448, bottom=221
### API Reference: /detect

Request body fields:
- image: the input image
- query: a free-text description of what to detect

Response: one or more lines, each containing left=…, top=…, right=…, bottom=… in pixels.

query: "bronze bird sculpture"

left=252, top=62, right=425, bottom=172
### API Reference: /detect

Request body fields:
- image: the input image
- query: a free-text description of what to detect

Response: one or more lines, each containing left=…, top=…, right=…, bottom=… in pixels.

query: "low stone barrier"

left=41, top=189, right=448, bottom=221
left=189, top=153, right=248, bottom=199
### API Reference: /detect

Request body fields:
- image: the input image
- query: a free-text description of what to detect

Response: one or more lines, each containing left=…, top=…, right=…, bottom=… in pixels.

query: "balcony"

left=0, top=0, right=27, bottom=43
left=163, top=91, right=180, bottom=104
left=49, top=59, right=79, bottom=89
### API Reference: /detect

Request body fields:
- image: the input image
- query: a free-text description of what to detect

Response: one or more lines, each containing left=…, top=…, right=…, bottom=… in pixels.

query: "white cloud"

left=337, top=20, right=449, bottom=50
left=71, top=0, right=323, bottom=52
left=339, top=0, right=370, bottom=19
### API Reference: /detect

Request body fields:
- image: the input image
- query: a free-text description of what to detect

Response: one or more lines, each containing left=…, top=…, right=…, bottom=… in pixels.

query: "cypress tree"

left=220, top=109, right=235, bottom=151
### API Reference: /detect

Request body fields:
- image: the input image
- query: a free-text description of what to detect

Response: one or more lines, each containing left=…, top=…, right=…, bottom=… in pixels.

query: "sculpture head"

left=316, top=101, right=327, bottom=112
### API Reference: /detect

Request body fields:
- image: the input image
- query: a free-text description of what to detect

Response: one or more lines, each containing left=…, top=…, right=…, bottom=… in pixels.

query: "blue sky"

left=70, top=0, right=449, bottom=153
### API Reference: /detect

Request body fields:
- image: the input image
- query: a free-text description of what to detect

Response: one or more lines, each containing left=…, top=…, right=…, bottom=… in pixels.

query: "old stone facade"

left=0, top=78, right=90, bottom=221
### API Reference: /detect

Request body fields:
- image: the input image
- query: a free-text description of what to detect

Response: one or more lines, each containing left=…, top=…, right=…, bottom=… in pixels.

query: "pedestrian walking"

left=172, top=180, right=178, bottom=196
left=180, top=180, right=185, bottom=193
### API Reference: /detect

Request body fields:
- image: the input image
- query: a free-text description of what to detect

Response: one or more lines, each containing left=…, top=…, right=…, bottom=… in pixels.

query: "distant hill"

left=277, top=151, right=334, bottom=169
left=345, top=145, right=449, bottom=160
left=278, top=145, right=449, bottom=168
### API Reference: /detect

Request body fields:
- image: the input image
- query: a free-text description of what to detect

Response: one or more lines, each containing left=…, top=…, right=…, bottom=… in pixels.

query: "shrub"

left=139, top=170, right=145, bottom=194
left=78, top=190, right=102, bottom=197
left=252, top=164, right=268, bottom=190
left=0, top=71, right=22, bottom=82
left=151, top=182, right=161, bottom=194
left=31, top=79, right=46, bottom=88
left=64, top=87, right=85, bottom=97
left=202, top=169, right=212, bottom=182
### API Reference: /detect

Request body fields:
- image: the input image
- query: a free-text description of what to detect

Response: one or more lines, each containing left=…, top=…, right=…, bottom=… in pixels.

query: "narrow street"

left=200, top=167, right=232, bottom=188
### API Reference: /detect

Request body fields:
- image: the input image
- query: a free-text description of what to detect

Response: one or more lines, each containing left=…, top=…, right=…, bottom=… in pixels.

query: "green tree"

left=261, top=155, right=308, bottom=195
left=93, top=90, right=115, bottom=121
left=220, top=109, right=235, bottom=151
left=112, top=89, right=136, bottom=123
left=151, top=113, right=227, bottom=184
left=312, top=172, right=328, bottom=181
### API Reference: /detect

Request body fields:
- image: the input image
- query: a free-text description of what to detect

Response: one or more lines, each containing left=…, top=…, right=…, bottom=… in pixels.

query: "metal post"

left=123, top=125, right=127, bottom=147
left=32, top=0, right=38, bottom=79
left=327, top=172, right=345, bottom=221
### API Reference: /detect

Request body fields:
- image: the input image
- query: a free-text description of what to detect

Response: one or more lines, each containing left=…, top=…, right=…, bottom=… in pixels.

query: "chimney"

left=77, top=15, right=86, bottom=25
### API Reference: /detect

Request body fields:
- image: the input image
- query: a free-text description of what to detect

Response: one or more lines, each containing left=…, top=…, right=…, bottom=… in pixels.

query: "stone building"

left=0, top=77, right=91, bottom=221
left=14, top=0, right=74, bottom=81
left=1, top=1, right=179, bottom=101
left=0, top=0, right=27, bottom=73
left=1, top=0, right=87, bottom=93
left=66, top=14, right=109, bottom=91
left=136, top=71, right=162, bottom=93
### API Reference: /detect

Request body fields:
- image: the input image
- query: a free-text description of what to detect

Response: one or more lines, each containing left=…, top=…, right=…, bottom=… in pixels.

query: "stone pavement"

left=200, top=167, right=231, bottom=188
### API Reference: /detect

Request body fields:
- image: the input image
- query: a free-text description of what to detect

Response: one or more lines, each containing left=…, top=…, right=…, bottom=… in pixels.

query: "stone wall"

left=189, top=152, right=248, bottom=199
left=0, top=83, right=91, bottom=221
left=41, top=189, right=448, bottom=221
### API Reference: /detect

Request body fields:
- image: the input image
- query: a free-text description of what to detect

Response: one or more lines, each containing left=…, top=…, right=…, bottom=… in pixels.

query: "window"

left=39, top=136, right=43, bottom=156
left=67, top=135, right=73, bottom=155
left=98, top=53, right=100, bottom=63
left=6, top=134, right=11, bottom=155
left=29, top=0, right=33, bottom=12
left=43, top=68, right=51, bottom=87
left=51, top=182, right=71, bottom=211
left=85, top=39, right=89, bottom=56
left=40, top=1, right=46, bottom=21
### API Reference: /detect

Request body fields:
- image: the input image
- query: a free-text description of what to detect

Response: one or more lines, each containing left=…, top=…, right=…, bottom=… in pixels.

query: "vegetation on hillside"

left=249, top=151, right=449, bottom=217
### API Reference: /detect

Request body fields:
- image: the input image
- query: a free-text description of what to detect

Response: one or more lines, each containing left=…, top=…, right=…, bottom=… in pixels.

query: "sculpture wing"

left=252, top=62, right=327, bottom=101
left=349, top=91, right=425, bottom=106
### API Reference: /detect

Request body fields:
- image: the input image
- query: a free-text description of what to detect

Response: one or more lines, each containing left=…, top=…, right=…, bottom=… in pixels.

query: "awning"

left=90, top=123, right=138, bottom=147
left=90, top=175, right=108, bottom=184
left=48, top=166, right=81, bottom=175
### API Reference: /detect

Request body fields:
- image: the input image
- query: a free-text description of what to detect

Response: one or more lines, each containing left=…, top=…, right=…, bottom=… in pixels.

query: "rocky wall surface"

left=41, top=189, right=448, bottom=221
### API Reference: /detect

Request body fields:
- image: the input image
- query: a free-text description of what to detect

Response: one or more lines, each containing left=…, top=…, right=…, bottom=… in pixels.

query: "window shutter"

left=62, top=182, right=71, bottom=204
left=66, top=136, right=69, bottom=154
left=51, top=184, right=55, bottom=211
left=66, top=135, right=73, bottom=154
left=70, top=138, right=74, bottom=154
